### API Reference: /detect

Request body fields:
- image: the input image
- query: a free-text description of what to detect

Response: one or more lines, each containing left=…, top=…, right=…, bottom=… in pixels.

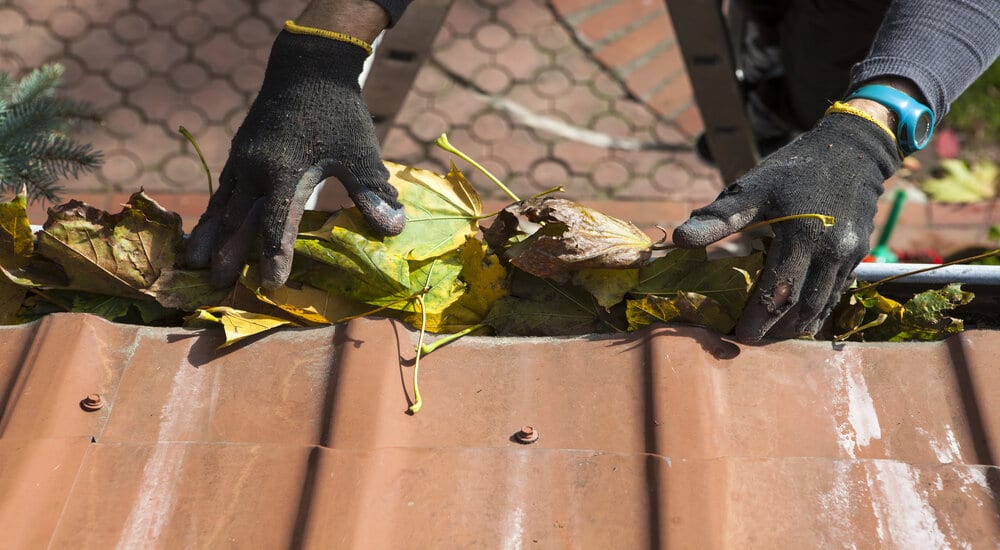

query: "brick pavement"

left=2, top=0, right=996, bottom=256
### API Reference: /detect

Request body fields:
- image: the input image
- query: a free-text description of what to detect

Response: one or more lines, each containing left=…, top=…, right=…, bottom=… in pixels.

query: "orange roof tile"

left=1, top=313, right=998, bottom=547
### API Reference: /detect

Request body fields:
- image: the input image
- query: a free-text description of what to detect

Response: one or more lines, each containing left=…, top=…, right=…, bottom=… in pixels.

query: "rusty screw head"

left=515, top=425, right=538, bottom=444
left=80, top=394, right=104, bottom=412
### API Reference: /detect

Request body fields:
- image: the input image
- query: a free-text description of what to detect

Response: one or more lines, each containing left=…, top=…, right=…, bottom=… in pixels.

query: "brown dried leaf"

left=483, top=197, right=653, bottom=278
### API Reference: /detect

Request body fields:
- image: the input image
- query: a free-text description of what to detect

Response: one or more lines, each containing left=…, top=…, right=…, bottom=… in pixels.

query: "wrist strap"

left=825, top=102, right=896, bottom=141
left=284, top=20, right=372, bottom=55
left=825, top=101, right=903, bottom=159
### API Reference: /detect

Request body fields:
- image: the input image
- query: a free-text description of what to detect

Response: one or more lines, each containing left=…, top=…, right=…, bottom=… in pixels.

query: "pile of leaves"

left=0, top=157, right=980, bottom=348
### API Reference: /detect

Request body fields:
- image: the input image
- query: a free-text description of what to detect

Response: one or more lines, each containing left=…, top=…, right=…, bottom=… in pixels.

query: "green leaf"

left=293, top=230, right=465, bottom=314
left=14, top=288, right=173, bottom=324
left=69, top=293, right=133, bottom=321
left=922, top=159, right=998, bottom=203
left=634, top=248, right=762, bottom=320
left=0, top=278, right=26, bottom=325
left=404, top=237, right=509, bottom=333
left=294, top=229, right=411, bottom=300
left=626, top=292, right=738, bottom=333
left=0, top=191, right=33, bottom=268
left=626, top=295, right=681, bottom=330
left=143, top=269, right=230, bottom=310
left=483, top=270, right=622, bottom=335
left=302, top=161, right=482, bottom=261
left=572, top=267, right=638, bottom=309
left=847, top=284, right=974, bottom=342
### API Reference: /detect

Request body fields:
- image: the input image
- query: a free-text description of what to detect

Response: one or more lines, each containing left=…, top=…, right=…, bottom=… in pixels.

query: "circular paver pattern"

left=0, top=0, right=714, bottom=205
left=49, top=7, right=89, bottom=39
left=0, top=7, right=28, bottom=37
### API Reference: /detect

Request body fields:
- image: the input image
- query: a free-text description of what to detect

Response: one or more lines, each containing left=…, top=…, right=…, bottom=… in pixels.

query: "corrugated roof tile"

left=0, top=313, right=998, bottom=547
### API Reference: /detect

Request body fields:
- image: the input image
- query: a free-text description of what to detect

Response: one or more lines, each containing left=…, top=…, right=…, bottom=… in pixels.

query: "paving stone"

left=257, top=0, right=309, bottom=27
left=0, top=7, right=29, bottom=37
left=623, top=44, right=683, bottom=100
left=593, top=17, right=669, bottom=69
left=107, top=56, right=150, bottom=90
left=191, top=124, right=235, bottom=169
left=99, top=150, right=143, bottom=185
left=103, top=105, right=145, bottom=138
left=135, top=0, right=185, bottom=25
left=198, top=0, right=249, bottom=28
left=471, top=111, right=513, bottom=143
left=173, top=12, right=213, bottom=44
left=672, top=104, right=705, bottom=137
left=497, top=0, right=552, bottom=31
left=48, top=6, right=89, bottom=39
left=131, top=29, right=186, bottom=73
left=71, top=74, right=122, bottom=110
left=443, top=0, right=491, bottom=34
left=15, top=25, right=64, bottom=68
left=71, top=27, right=127, bottom=71
left=111, top=12, right=152, bottom=44
left=577, top=0, right=663, bottom=46
left=71, top=0, right=131, bottom=25
left=497, top=37, right=547, bottom=80
left=549, top=0, right=608, bottom=20
left=199, top=33, right=246, bottom=74
left=233, top=16, right=272, bottom=48
left=162, top=152, right=203, bottom=187
left=647, top=72, right=693, bottom=116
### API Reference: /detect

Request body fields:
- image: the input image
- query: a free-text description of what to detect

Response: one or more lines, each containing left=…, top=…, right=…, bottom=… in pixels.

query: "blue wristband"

left=846, top=85, right=935, bottom=156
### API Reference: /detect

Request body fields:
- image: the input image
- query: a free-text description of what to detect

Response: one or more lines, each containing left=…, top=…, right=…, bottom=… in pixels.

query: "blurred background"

left=0, top=0, right=717, bottom=223
left=1, top=0, right=997, bottom=257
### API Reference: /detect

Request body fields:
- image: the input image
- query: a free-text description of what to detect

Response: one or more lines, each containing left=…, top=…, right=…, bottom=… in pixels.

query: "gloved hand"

left=186, top=28, right=405, bottom=290
left=673, top=111, right=901, bottom=343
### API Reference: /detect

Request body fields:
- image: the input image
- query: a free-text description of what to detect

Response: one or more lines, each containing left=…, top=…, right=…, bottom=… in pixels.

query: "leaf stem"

left=529, top=186, right=565, bottom=199
left=407, top=261, right=437, bottom=415
left=179, top=126, right=213, bottom=195
left=407, top=294, right=427, bottom=415
left=742, top=213, right=835, bottom=233
left=419, top=323, right=487, bottom=355
left=854, top=247, right=1000, bottom=292
left=436, top=133, right=520, bottom=202
left=834, top=313, right=887, bottom=342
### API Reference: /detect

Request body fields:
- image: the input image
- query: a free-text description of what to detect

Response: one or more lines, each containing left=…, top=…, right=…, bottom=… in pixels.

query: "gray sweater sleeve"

left=851, top=0, right=1000, bottom=119
left=371, top=0, right=413, bottom=26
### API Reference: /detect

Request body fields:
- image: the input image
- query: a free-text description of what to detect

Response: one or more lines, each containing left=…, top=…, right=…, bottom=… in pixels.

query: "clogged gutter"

left=0, top=135, right=996, bottom=351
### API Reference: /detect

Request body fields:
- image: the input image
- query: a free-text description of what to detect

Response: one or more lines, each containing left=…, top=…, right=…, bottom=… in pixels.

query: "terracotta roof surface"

left=1, top=313, right=998, bottom=548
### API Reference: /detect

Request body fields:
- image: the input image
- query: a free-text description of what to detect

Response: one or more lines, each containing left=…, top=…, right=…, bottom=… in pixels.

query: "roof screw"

left=515, top=425, right=538, bottom=444
left=80, top=394, right=104, bottom=412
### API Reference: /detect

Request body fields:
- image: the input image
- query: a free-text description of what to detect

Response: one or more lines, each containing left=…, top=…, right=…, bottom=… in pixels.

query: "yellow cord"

left=826, top=100, right=901, bottom=139
left=284, top=20, right=372, bottom=55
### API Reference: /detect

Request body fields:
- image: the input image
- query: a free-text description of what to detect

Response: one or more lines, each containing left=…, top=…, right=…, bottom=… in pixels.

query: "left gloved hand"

left=185, top=27, right=404, bottom=290
left=673, top=111, right=901, bottom=343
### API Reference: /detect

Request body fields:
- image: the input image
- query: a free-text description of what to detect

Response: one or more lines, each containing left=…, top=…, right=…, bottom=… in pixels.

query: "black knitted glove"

left=673, top=113, right=901, bottom=343
left=186, top=30, right=405, bottom=289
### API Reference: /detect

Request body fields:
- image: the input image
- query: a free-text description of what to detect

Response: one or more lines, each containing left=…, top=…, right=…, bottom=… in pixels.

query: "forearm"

left=297, top=0, right=412, bottom=34
left=850, top=0, right=1000, bottom=119
left=297, top=0, right=390, bottom=42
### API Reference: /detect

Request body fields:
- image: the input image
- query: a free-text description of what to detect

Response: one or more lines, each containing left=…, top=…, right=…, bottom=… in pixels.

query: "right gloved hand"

left=186, top=26, right=405, bottom=290
left=673, top=109, right=902, bottom=343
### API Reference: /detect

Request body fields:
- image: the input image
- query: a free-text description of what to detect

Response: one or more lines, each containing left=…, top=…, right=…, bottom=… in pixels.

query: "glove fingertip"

left=672, top=216, right=733, bottom=248
left=354, top=187, right=406, bottom=236
left=259, top=254, right=293, bottom=292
